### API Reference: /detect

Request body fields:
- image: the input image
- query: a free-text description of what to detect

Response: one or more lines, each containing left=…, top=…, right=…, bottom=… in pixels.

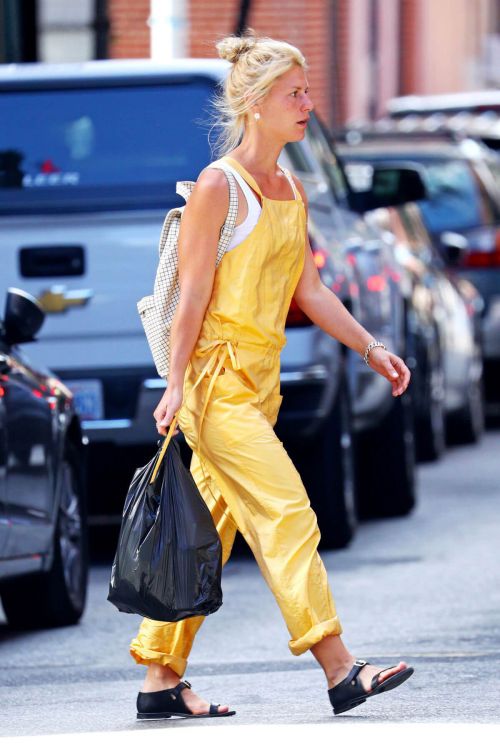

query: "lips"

left=297, top=119, right=309, bottom=125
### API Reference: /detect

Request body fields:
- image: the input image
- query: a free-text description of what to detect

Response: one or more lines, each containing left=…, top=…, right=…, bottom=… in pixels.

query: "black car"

left=0, top=288, right=88, bottom=629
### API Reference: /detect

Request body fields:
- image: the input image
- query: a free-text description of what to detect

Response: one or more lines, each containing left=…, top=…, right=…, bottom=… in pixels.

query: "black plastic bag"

left=107, top=420, right=223, bottom=621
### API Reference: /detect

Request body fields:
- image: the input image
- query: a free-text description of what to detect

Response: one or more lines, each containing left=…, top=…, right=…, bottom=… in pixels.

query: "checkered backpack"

left=137, top=161, right=239, bottom=379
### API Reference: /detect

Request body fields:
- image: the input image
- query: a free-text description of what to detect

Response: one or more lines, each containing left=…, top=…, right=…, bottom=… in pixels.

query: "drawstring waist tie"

left=150, top=337, right=279, bottom=491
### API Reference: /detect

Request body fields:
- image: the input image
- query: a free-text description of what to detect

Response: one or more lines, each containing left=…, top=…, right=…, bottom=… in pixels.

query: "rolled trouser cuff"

left=288, top=616, right=343, bottom=656
left=129, top=644, right=187, bottom=678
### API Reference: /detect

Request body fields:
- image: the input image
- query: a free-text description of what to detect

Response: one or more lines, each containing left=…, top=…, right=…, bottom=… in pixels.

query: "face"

left=255, top=65, right=314, bottom=142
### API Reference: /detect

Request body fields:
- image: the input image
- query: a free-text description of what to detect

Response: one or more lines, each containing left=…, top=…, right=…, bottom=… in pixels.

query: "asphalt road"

left=1, top=430, right=499, bottom=736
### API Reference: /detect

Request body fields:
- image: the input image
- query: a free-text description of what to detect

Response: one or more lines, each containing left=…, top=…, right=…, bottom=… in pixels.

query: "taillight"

left=366, top=274, right=387, bottom=292
left=463, top=248, right=500, bottom=268
left=286, top=297, right=313, bottom=327
left=463, top=228, right=500, bottom=268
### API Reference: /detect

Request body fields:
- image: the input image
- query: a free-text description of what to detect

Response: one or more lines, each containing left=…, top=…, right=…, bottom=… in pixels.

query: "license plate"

left=64, top=379, right=104, bottom=420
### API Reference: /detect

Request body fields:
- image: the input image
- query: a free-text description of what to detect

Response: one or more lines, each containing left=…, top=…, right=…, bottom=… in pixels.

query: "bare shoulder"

left=181, top=164, right=229, bottom=229
left=194, top=165, right=230, bottom=202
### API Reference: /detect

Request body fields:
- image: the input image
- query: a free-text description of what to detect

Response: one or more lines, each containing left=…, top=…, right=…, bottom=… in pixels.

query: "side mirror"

left=2, top=287, right=45, bottom=345
left=440, top=231, right=469, bottom=266
left=345, top=162, right=428, bottom=213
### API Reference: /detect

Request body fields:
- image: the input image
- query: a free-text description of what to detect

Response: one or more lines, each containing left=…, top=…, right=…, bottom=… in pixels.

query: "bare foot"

left=169, top=683, right=231, bottom=716
left=328, top=660, right=409, bottom=693
left=141, top=664, right=230, bottom=716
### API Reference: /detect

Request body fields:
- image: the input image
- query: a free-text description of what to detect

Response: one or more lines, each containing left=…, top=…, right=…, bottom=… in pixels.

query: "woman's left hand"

left=367, top=347, right=411, bottom=397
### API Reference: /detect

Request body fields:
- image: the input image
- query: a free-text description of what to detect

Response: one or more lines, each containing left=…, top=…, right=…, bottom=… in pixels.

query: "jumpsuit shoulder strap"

left=219, top=156, right=263, bottom=200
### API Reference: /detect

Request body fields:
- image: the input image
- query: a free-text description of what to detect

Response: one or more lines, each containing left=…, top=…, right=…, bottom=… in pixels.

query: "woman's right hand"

left=153, top=384, right=183, bottom=436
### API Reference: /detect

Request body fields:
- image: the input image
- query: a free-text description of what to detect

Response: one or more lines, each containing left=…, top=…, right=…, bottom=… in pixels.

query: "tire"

left=355, top=390, right=417, bottom=519
left=447, top=373, right=485, bottom=445
left=288, top=373, right=357, bottom=549
left=0, top=442, right=89, bottom=629
left=415, top=356, right=446, bottom=463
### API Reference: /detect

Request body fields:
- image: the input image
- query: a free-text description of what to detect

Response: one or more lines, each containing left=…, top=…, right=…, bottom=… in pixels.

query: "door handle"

left=20, top=245, right=85, bottom=277
left=37, top=285, right=94, bottom=313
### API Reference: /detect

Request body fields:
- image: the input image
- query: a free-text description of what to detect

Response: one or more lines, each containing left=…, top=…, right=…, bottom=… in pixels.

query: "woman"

left=130, top=30, right=414, bottom=719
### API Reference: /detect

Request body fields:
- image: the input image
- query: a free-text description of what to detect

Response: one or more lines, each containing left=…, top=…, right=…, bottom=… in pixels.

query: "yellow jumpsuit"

left=129, top=155, right=342, bottom=677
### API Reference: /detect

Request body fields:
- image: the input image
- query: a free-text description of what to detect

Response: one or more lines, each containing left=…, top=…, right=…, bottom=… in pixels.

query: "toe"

left=375, top=661, right=407, bottom=687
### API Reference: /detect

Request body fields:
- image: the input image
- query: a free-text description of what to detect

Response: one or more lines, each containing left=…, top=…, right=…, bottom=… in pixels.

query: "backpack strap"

left=210, top=164, right=239, bottom=264
left=158, top=167, right=238, bottom=266
left=176, top=180, right=195, bottom=202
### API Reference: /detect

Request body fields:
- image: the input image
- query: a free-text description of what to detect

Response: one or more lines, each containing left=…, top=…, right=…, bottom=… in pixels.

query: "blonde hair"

left=208, top=28, right=307, bottom=158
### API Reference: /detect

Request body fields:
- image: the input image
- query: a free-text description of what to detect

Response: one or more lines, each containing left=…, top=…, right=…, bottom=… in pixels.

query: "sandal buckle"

left=354, top=659, right=367, bottom=667
left=183, top=680, right=192, bottom=689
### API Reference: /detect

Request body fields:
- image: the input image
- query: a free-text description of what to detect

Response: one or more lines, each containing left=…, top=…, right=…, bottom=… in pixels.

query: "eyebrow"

left=290, top=83, right=310, bottom=90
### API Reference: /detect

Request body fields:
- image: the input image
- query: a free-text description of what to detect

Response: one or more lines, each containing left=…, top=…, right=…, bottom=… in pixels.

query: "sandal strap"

left=343, top=659, right=370, bottom=687
left=167, top=680, right=192, bottom=712
left=209, top=703, right=220, bottom=715
left=370, top=666, right=398, bottom=691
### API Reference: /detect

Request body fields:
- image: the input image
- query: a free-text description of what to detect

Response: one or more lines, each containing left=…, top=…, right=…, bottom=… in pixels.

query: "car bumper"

left=482, top=296, right=500, bottom=360
left=79, top=365, right=339, bottom=446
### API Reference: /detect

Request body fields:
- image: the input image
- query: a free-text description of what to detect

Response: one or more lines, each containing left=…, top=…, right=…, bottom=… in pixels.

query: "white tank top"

left=223, top=163, right=262, bottom=251
left=222, top=161, right=298, bottom=251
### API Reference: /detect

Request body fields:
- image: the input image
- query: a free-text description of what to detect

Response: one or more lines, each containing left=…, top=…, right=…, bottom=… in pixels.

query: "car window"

left=0, top=78, right=219, bottom=214
left=306, top=116, right=350, bottom=204
left=285, top=140, right=316, bottom=174
left=417, top=159, right=495, bottom=233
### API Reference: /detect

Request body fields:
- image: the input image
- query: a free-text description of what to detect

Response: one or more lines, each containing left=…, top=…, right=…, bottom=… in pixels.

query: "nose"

left=303, top=93, right=314, bottom=112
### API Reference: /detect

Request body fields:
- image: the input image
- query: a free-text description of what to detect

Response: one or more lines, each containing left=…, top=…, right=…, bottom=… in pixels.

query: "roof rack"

left=334, top=124, right=469, bottom=144
left=387, top=90, right=500, bottom=116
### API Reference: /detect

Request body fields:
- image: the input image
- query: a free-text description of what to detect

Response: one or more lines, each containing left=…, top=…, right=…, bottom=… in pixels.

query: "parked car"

left=379, top=112, right=500, bottom=155
left=362, top=202, right=484, bottom=454
left=0, top=287, right=88, bottom=629
left=0, top=59, right=419, bottom=546
left=285, top=113, right=423, bottom=519
left=337, top=128, right=498, bottom=417
left=386, top=90, right=500, bottom=118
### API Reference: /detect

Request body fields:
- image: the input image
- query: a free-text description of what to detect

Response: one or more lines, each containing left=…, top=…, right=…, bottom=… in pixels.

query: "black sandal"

left=328, top=659, right=414, bottom=715
left=136, top=680, right=236, bottom=720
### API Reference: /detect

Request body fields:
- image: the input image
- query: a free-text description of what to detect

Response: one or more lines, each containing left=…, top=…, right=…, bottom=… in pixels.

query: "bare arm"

left=292, top=176, right=410, bottom=397
left=153, top=167, right=229, bottom=434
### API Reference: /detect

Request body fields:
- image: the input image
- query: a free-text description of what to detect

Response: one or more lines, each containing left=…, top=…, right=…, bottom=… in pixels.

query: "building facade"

left=1, top=0, right=499, bottom=128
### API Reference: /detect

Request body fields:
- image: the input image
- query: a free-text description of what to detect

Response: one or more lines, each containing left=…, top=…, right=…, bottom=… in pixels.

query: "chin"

left=289, top=130, right=306, bottom=142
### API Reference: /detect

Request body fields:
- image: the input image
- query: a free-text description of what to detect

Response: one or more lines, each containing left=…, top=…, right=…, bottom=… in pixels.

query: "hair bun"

left=216, top=31, right=257, bottom=64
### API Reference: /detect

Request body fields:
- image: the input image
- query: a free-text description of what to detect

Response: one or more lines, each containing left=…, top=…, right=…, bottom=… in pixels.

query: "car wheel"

left=289, top=372, right=357, bottom=549
left=447, top=374, right=485, bottom=445
left=0, top=442, right=88, bottom=629
left=416, top=358, right=446, bottom=463
left=355, top=390, right=417, bottom=519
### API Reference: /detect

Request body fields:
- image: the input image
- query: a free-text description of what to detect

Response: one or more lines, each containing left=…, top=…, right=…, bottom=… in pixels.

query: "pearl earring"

left=254, top=112, right=261, bottom=121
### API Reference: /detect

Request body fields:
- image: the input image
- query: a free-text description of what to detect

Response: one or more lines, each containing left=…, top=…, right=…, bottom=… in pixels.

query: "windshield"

left=417, top=159, right=494, bottom=233
left=0, top=78, right=219, bottom=214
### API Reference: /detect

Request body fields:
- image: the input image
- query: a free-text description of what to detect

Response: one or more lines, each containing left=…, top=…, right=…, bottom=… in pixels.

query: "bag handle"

left=149, top=414, right=178, bottom=484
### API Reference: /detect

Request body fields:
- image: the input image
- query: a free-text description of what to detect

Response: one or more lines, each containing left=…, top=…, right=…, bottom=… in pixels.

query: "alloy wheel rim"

left=58, top=460, right=84, bottom=610
left=340, top=390, right=356, bottom=529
